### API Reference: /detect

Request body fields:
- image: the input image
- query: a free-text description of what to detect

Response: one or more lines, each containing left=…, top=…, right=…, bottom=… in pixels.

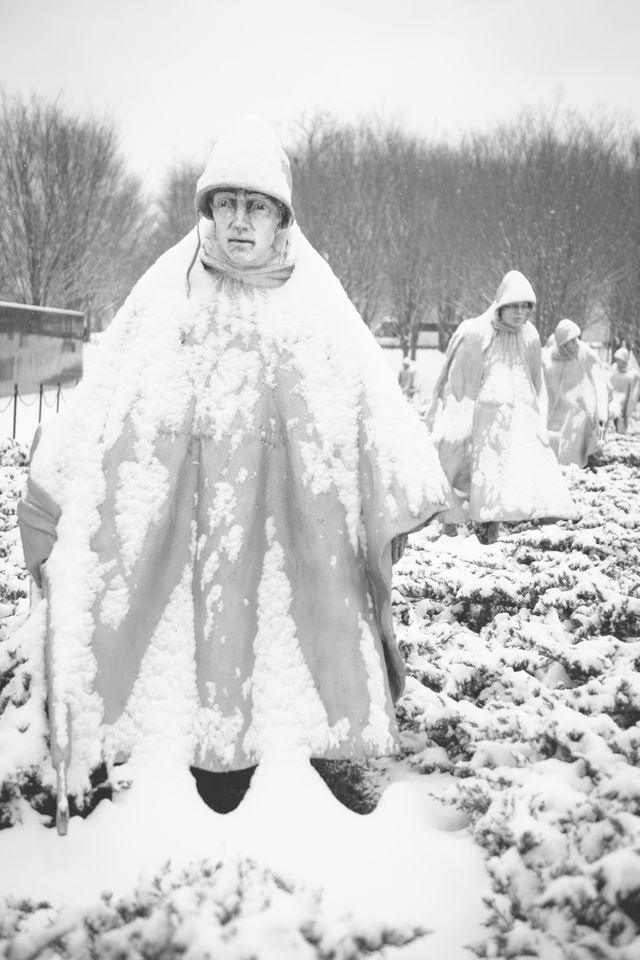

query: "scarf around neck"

left=200, top=237, right=295, bottom=289
left=552, top=341, right=579, bottom=362
left=491, top=312, right=526, bottom=334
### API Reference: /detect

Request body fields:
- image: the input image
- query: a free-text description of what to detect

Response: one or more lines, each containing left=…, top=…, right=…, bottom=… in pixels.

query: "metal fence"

left=0, top=381, right=78, bottom=440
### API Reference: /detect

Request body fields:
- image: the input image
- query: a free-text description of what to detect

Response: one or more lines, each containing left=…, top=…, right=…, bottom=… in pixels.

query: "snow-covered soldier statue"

left=426, top=270, right=575, bottom=544
left=16, top=115, right=452, bottom=827
left=542, top=318, right=609, bottom=467
left=609, top=346, right=639, bottom=434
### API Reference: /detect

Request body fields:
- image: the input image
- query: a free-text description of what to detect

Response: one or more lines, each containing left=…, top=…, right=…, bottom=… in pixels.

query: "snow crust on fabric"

left=543, top=340, right=609, bottom=467
left=471, top=332, right=575, bottom=520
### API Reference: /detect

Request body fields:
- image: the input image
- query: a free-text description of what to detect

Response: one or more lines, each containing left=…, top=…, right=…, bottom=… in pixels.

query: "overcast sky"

left=1, top=0, right=639, bottom=191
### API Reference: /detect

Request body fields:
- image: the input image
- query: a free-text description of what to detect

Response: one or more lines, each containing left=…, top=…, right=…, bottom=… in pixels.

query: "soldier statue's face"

left=210, top=188, right=283, bottom=267
left=499, top=302, right=534, bottom=325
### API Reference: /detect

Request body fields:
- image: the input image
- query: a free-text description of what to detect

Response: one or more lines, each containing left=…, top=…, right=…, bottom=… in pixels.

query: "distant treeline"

left=1, top=91, right=638, bottom=353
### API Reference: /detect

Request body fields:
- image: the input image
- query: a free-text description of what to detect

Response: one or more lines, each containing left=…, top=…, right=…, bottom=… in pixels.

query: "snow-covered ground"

left=1, top=411, right=640, bottom=957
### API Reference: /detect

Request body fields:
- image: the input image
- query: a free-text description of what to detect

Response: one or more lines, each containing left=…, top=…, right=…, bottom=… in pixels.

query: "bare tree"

left=149, top=159, right=201, bottom=259
left=604, top=135, right=640, bottom=356
left=46, top=100, right=634, bottom=356
left=0, top=92, right=150, bottom=322
left=461, top=106, right=633, bottom=342
left=383, top=136, right=474, bottom=357
left=290, top=115, right=388, bottom=326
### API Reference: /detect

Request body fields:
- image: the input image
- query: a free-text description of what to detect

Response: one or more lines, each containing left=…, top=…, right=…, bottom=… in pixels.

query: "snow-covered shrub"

left=0, top=440, right=29, bottom=614
left=0, top=858, right=427, bottom=960
left=395, top=432, right=640, bottom=958
left=0, top=441, right=47, bottom=829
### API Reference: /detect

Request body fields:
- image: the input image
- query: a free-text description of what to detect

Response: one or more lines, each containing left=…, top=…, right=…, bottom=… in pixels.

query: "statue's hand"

left=391, top=533, right=408, bottom=565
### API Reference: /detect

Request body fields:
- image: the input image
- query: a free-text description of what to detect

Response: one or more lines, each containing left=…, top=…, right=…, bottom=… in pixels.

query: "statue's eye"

left=248, top=197, right=276, bottom=216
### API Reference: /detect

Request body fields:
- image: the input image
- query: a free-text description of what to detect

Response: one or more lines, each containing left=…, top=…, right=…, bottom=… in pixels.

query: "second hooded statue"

left=427, top=271, right=575, bottom=543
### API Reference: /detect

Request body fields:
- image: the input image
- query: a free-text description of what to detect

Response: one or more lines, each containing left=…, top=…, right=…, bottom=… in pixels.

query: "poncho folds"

left=18, top=130, right=451, bottom=788
left=543, top=332, right=609, bottom=467
left=430, top=271, right=575, bottom=525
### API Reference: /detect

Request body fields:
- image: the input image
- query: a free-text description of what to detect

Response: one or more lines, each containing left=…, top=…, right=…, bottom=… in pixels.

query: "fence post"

left=38, top=383, right=43, bottom=424
left=56, top=382, right=61, bottom=413
left=12, top=384, right=18, bottom=440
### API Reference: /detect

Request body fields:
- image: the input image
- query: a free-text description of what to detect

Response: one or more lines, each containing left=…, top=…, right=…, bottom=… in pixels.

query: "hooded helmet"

left=195, top=115, right=295, bottom=225
left=494, top=270, right=537, bottom=310
left=554, top=318, right=581, bottom=347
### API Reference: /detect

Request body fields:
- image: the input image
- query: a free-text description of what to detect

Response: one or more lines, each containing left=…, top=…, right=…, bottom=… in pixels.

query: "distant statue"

left=542, top=318, right=609, bottom=467
left=609, top=346, right=639, bottom=433
left=426, top=270, right=575, bottom=543
left=398, top=357, right=416, bottom=398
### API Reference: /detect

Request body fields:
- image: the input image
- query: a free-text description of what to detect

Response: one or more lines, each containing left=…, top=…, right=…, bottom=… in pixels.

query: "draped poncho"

left=430, top=306, right=575, bottom=524
left=609, top=364, right=640, bottom=429
left=543, top=341, right=609, bottom=466
left=18, top=222, right=452, bottom=788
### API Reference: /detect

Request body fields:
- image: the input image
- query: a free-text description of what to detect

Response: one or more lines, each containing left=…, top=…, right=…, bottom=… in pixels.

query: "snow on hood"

left=554, top=318, right=581, bottom=346
left=494, top=270, right=536, bottom=309
left=195, top=115, right=294, bottom=223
